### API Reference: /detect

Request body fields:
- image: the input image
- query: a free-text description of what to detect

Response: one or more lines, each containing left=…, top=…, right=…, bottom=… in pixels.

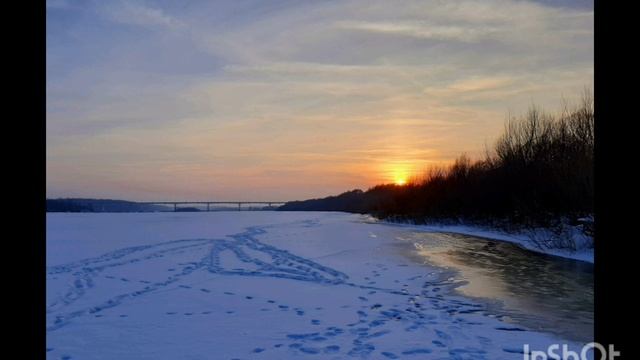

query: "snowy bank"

left=367, top=216, right=594, bottom=263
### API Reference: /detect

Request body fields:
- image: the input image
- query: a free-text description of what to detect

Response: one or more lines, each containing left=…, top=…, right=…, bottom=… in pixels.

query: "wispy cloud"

left=100, top=1, right=184, bottom=30
left=46, top=0, right=593, bottom=200
left=337, top=21, right=498, bottom=42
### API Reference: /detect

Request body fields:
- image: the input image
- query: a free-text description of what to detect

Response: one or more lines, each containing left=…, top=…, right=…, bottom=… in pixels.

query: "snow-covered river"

left=46, top=212, right=593, bottom=359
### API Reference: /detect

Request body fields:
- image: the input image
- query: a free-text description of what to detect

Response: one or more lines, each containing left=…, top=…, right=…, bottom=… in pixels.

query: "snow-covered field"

left=47, top=212, right=589, bottom=359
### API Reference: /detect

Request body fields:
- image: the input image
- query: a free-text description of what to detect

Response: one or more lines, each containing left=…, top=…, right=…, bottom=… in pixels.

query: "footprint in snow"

left=347, top=343, right=376, bottom=357
left=381, top=351, right=399, bottom=359
left=299, top=347, right=321, bottom=354
left=401, top=348, right=432, bottom=355
left=495, top=326, right=526, bottom=331
left=324, top=345, right=340, bottom=353
left=434, top=329, right=452, bottom=341
left=404, top=324, right=420, bottom=332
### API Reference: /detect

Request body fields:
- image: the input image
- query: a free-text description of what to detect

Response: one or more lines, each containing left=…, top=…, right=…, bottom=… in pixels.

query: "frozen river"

left=46, top=212, right=592, bottom=359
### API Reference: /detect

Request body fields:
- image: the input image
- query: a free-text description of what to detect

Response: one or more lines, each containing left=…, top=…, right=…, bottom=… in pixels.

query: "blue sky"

left=47, top=0, right=593, bottom=201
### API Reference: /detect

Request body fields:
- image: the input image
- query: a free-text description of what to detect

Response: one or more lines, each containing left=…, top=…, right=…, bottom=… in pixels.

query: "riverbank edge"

left=362, top=215, right=594, bottom=263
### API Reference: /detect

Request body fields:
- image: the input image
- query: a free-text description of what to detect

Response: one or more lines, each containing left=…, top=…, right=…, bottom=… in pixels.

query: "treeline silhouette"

left=46, top=199, right=170, bottom=212
left=281, top=92, right=593, bottom=231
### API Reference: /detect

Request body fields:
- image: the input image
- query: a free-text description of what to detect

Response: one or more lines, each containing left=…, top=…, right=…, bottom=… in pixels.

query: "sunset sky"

left=47, top=0, right=593, bottom=201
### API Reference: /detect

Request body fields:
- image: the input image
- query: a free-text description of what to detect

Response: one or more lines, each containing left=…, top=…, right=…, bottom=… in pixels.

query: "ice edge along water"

left=367, top=217, right=594, bottom=263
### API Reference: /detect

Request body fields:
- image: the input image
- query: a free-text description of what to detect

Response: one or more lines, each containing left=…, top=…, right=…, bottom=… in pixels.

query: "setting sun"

left=394, top=177, right=407, bottom=186
left=389, top=164, right=412, bottom=186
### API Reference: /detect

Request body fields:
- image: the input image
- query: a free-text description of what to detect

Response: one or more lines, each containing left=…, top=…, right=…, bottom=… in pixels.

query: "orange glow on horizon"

left=388, top=163, right=413, bottom=186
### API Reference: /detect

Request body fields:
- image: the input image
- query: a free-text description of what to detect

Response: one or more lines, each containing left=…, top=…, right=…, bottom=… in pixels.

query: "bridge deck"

left=139, top=201, right=287, bottom=212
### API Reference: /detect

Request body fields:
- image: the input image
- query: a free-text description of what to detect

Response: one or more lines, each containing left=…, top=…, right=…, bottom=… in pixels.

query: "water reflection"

left=398, top=231, right=593, bottom=343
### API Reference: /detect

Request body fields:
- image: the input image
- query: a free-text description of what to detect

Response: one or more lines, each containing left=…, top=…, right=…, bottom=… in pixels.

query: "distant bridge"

left=140, top=201, right=287, bottom=212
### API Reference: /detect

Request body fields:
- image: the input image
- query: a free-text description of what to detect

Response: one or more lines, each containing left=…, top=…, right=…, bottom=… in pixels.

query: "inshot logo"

left=523, top=343, right=621, bottom=360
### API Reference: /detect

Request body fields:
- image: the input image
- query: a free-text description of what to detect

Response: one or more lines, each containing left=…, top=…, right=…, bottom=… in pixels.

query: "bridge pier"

left=238, top=203, right=241, bottom=211
left=207, top=203, right=210, bottom=212
left=174, top=203, right=177, bottom=212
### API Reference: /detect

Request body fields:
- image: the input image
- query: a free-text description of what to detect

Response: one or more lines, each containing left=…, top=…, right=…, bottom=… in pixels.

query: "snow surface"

left=47, top=212, right=590, bottom=359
